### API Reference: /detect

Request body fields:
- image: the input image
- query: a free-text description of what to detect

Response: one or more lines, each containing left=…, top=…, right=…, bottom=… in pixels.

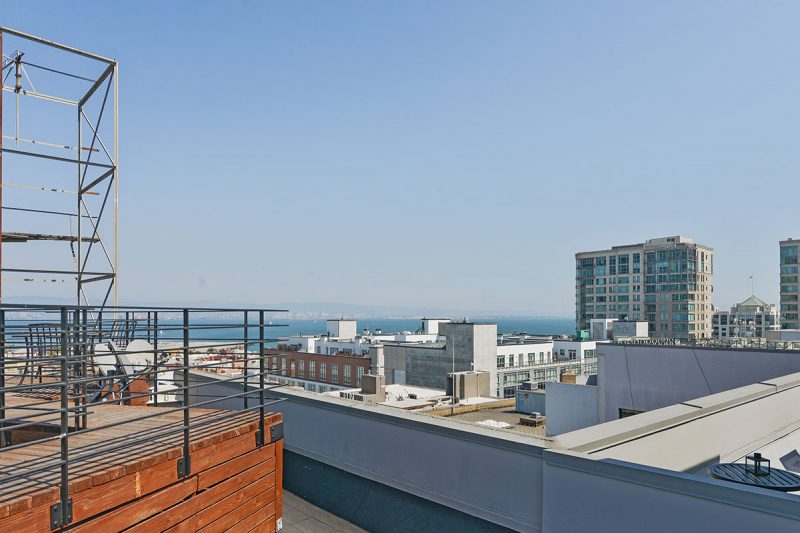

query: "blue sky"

left=3, top=1, right=799, bottom=316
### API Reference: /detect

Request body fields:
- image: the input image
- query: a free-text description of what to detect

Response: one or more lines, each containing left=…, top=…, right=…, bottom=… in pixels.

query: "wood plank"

left=125, top=465, right=275, bottom=533
left=197, top=485, right=276, bottom=533
left=70, top=477, right=198, bottom=533
left=196, top=443, right=275, bottom=490
left=239, top=508, right=276, bottom=533
left=276, top=437, right=283, bottom=521
left=70, top=467, right=140, bottom=523
left=0, top=499, right=52, bottom=533
left=0, top=401, right=280, bottom=530
left=136, top=457, right=181, bottom=497
left=232, top=504, right=276, bottom=533
left=166, top=467, right=276, bottom=533
left=189, top=429, right=258, bottom=474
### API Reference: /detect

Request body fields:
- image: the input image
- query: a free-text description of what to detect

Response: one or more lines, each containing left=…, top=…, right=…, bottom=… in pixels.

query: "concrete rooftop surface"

left=282, top=491, right=367, bottom=533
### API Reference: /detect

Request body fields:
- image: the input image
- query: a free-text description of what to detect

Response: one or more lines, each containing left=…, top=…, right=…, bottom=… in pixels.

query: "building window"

left=568, top=350, right=576, bottom=360
left=320, top=362, right=327, bottom=381
left=344, top=365, right=352, bottom=384
left=497, top=356, right=505, bottom=369
left=297, top=360, right=305, bottom=377
left=309, top=360, right=316, bottom=379
left=331, top=363, right=339, bottom=383
left=527, top=353, right=535, bottom=365
left=357, top=366, right=365, bottom=386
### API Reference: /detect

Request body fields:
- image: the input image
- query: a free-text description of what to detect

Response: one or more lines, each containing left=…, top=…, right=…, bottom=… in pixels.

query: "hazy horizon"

left=3, top=2, right=799, bottom=315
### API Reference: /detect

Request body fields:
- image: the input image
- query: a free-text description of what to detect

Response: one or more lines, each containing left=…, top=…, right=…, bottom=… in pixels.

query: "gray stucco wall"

left=189, top=371, right=800, bottom=533
left=515, top=389, right=546, bottom=415
left=383, top=344, right=407, bottom=385
left=543, top=451, right=800, bottom=533
left=189, top=371, right=548, bottom=532
left=544, top=383, right=598, bottom=436
left=598, top=344, right=800, bottom=422
left=395, top=323, right=499, bottom=393
left=402, top=344, right=463, bottom=390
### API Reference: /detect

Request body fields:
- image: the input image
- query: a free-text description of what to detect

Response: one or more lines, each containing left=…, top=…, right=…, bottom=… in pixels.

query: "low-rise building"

left=280, top=319, right=600, bottom=398
left=712, top=295, right=780, bottom=338
left=278, top=318, right=444, bottom=355
left=259, top=348, right=372, bottom=393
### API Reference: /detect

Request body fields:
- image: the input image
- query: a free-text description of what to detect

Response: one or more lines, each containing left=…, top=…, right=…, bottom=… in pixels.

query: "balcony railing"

left=613, top=336, right=800, bottom=351
left=0, top=303, right=286, bottom=529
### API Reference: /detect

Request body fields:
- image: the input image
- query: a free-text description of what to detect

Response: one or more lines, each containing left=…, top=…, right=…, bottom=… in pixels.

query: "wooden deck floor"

left=0, top=394, right=283, bottom=532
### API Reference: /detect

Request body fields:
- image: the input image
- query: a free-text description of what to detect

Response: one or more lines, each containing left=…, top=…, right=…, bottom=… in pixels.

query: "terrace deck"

left=0, top=395, right=283, bottom=532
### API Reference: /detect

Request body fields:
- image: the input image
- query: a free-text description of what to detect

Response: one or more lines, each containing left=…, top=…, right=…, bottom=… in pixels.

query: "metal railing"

left=613, top=336, right=800, bottom=351
left=0, top=303, right=287, bottom=529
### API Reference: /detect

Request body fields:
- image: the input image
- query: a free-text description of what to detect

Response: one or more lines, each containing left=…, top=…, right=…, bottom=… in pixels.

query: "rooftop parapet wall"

left=543, top=449, right=800, bottom=532
left=597, top=343, right=800, bottom=423
left=192, top=375, right=551, bottom=532
left=555, top=371, right=800, bottom=472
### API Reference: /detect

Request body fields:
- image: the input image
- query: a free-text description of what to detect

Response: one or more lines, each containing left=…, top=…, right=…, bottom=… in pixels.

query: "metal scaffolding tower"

left=0, top=27, right=118, bottom=308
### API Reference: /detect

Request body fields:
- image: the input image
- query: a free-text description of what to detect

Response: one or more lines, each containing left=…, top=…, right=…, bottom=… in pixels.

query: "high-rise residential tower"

left=576, top=236, right=714, bottom=340
left=780, top=238, right=799, bottom=329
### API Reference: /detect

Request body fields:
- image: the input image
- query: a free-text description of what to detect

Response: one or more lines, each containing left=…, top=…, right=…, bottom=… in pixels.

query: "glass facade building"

left=780, top=239, right=799, bottom=330
left=576, top=236, right=714, bottom=340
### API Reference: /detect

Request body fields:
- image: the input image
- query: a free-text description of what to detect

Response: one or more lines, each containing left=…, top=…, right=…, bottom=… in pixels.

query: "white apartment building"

left=281, top=320, right=600, bottom=398
left=279, top=318, right=446, bottom=355
left=712, top=295, right=780, bottom=338
left=494, top=335, right=600, bottom=397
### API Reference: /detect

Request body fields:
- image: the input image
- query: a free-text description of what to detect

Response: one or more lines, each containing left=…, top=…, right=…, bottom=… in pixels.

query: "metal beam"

left=1, top=31, right=3, bottom=304
left=0, top=27, right=116, bottom=65
left=2, top=206, right=97, bottom=218
left=80, top=110, right=113, bottom=163
left=113, top=62, right=118, bottom=309
left=79, top=63, right=113, bottom=108
left=1, top=85, right=78, bottom=106
left=0, top=147, right=114, bottom=168
left=79, top=168, right=113, bottom=195
left=80, top=273, right=115, bottom=284
left=2, top=268, right=113, bottom=276
left=0, top=27, right=119, bottom=312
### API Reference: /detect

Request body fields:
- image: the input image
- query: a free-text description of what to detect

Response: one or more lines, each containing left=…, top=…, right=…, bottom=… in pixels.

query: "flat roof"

left=434, top=406, right=547, bottom=438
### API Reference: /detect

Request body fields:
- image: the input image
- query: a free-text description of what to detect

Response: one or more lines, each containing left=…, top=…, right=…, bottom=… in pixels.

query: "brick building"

left=265, top=349, right=371, bottom=389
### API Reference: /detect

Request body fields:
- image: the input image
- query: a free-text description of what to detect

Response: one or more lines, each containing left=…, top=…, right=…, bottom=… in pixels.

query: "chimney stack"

left=369, top=344, right=384, bottom=377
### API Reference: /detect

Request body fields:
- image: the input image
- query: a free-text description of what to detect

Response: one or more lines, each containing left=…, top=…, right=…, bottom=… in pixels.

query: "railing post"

left=243, top=310, right=248, bottom=411
left=0, top=310, right=6, bottom=448
left=72, top=309, right=81, bottom=431
left=81, top=309, right=88, bottom=429
left=258, top=310, right=265, bottom=446
left=153, top=311, right=159, bottom=406
left=54, top=306, right=72, bottom=527
left=179, top=308, right=191, bottom=477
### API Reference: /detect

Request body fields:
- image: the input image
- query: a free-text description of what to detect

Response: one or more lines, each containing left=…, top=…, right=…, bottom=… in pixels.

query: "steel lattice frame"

left=0, top=27, right=118, bottom=309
